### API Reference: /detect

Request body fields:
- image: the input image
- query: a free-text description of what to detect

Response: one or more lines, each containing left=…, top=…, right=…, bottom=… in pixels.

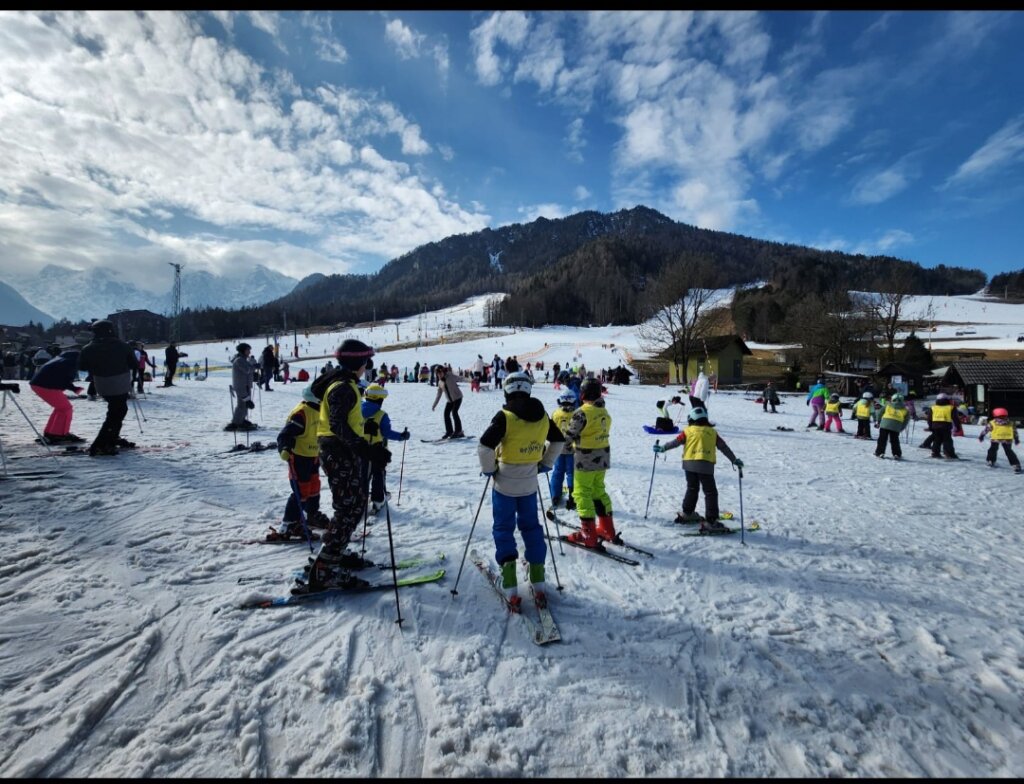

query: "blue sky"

left=1, top=10, right=1022, bottom=294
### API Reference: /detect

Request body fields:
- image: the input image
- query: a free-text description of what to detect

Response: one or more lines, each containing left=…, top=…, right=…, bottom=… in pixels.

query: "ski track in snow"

left=2, top=319, right=1024, bottom=775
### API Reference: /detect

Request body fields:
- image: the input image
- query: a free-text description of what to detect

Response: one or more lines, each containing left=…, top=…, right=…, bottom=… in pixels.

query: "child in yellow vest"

left=549, top=390, right=578, bottom=509
left=851, top=392, right=873, bottom=439
left=875, top=393, right=908, bottom=459
left=823, top=393, right=845, bottom=433
left=654, top=406, right=743, bottom=533
left=564, top=379, right=617, bottom=547
left=270, top=384, right=328, bottom=541
left=361, top=383, right=411, bottom=515
left=978, top=408, right=1021, bottom=472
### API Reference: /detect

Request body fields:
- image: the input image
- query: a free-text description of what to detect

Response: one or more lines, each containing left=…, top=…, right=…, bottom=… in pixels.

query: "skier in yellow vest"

left=549, top=390, right=578, bottom=510
left=875, top=392, right=908, bottom=459
left=361, top=383, right=410, bottom=515
left=477, top=371, right=564, bottom=610
left=565, top=379, right=619, bottom=547
left=851, top=391, right=873, bottom=439
left=929, top=392, right=958, bottom=459
left=978, top=407, right=1021, bottom=472
left=823, top=392, right=845, bottom=433
left=268, top=383, right=330, bottom=541
left=653, top=405, right=743, bottom=533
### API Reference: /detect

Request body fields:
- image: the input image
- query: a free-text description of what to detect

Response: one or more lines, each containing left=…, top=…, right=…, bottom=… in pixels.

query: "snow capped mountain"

left=3, top=264, right=300, bottom=323
left=0, top=279, right=55, bottom=327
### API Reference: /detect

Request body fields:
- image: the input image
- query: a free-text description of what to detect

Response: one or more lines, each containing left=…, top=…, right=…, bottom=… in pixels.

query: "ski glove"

left=978, top=435, right=984, bottom=442
left=652, top=444, right=665, bottom=453
left=279, top=450, right=292, bottom=462
left=537, top=463, right=552, bottom=474
left=364, top=419, right=380, bottom=437
left=245, top=400, right=256, bottom=410
left=400, top=430, right=410, bottom=441
left=734, top=459, right=744, bottom=469
left=481, top=470, right=496, bottom=477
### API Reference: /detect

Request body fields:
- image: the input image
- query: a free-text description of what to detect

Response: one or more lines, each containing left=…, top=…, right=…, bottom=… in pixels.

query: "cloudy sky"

left=1, top=10, right=1022, bottom=293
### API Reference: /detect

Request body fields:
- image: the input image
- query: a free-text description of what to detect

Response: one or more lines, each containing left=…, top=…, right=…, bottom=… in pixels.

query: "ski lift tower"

left=168, top=262, right=183, bottom=343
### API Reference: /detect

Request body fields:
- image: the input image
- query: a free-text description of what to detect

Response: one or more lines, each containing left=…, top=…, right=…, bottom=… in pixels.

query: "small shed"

left=941, top=360, right=1024, bottom=418
left=820, top=370, right=871, bottom=397
left=662, top=335, right=752, bottom=386
left=876, top=362, right=925, bottom=396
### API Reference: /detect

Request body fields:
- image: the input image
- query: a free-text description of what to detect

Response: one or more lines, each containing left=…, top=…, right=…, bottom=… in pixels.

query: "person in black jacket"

left=162, top=343, right=187, bottom=387
left=78, top=320, right=138, bottom=456
left=260, top=345, right=278, bottom=391
left=29, top=348, right=84, bottom=443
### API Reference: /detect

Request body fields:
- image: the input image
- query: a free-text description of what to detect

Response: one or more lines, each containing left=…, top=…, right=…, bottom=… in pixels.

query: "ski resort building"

left=941, top=360, right=1024, bottom=419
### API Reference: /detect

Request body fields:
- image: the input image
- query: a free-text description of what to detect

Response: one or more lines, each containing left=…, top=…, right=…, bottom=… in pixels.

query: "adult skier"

left=431, top=365, right=464, bottom=438
left=806, top=378, right=829, bottom=429
left=78, top=320, right=138, bottom=456
left=260, top=345, right=278, bottom=391
left=162, top=342, right=187, bottom=387
left=226, top=343, right=257, bottom=431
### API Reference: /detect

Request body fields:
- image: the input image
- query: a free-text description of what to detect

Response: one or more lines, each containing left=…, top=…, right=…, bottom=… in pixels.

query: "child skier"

left=549, top=390, right=578, bottom=510
left=851, top=391, right=873, bottom=439
left=978, top=408, right=1021, bottom=472
left=653, top=406, right=743, bottom=533
left=270, top=383, right=330, bottom=541
left=875, top=392, right=908, bottom=459
left=477, top=371, right=564, bottom=610
left=823, top=392, right=845, bottom=433
left=564, top=378, right=619, bottom=547
left=361, top=383, right=411, bottom=515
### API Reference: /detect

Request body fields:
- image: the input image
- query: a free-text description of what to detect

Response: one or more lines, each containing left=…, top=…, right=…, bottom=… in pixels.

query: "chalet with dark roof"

left=941, top=360, right=1024, bottom=418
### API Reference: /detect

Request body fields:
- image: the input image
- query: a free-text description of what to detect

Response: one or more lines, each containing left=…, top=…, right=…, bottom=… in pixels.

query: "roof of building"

left=658, top=334, right=752, bottom=360
left=942, top=360, right=1024, bottom=388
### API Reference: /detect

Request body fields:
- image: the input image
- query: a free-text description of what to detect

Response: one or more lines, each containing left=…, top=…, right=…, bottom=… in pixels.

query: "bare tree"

left=636, top=255, right=722, bottom=385
left=866, top=268, right=916, bottom=362
left=785, top=289, right=875, bottom=374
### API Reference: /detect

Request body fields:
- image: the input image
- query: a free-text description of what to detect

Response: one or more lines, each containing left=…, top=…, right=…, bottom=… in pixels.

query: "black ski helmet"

left=335, top=338, right=374, bottom=371
left=237, top=342, right=252, bottom=353
left=580, top=379, right=602, bottom=401
left=90, top=319, right=115, bottom=337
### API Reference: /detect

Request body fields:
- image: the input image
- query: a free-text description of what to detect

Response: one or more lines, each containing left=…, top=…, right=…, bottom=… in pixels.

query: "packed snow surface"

left=2, top=295, right=1024, bottom=777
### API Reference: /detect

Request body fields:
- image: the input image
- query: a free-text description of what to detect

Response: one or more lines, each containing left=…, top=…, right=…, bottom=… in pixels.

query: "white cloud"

left=516, top=202, right=568, bottom=222
left=944, top=115, right=1024, bottom=188
left=573, top=185, right=591, bottom=201
left=850, top=163, right=911, bottom=205
left=565, top=118, right=586, bottom=164
left=469, top=11, right=531, bottom=86
left=852, top=228, right=914, bottom=256
left=385, top=18, right=423, bottom=59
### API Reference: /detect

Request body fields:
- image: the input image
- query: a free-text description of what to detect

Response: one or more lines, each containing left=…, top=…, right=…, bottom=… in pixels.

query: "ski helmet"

left=936, top=392, right=950, bottom=402
left=829, top=393, right=839, bottom=402
left=862, top=391, right=873, bottom=400
left=580, top=379, right=602, bottom=401
left=236, top=342, right=251, bottom=353
left=301, top=384, right=320, bottom=404
left=334, top=339, right=374, bottom=371
left=364, top=383, right=388, bottom=400
left=90, top=319, right=115, bottom=337
left=992, top=407, right=1009, bottom=418
left=557, top=390, right=577, bottom=407
left=688, top=406, right=708, bottom=422
left=890, top=393, right=904, bottom=404
left=503, top=371, right=533, bottom=396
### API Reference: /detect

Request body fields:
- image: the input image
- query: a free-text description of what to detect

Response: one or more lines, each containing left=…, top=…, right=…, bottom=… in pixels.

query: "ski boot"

left=115, top=438, right=137, bottom=449
left=1014, top=465, right=1023, bottom=474
left=674, top=511, right=702, bottom=524
left=566, top=518, right=599, bottom=548
left=500, top=558, right=521, bottom=612
left=63, top=433, right=86, bottom=443
left=307, top=510, right=332, bottom=530
left=88, top=443, right=119, bottom=457
left=700, top=518, right=730, bottom=534
left=565, top=496, right=576, bottom=511
left=297, top=544, right=371, bottom=594
left=265, top=522, right=306, bottom=541
left=369, top=500, right=384, bottom=516
left=528, top=562, right=547, bottom=609
left=595, top=514, right=622, bottom=546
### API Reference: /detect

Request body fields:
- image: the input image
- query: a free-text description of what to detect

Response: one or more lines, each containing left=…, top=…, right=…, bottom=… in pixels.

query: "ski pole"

left=228, top=387, right=238, bottom=448
left=737, top=465, right=746, bottom=546
left=3, top=388, right=59, bottom=465
left=382, top=476, right=404, bottom=627
left=257, top=383, right=263, bottom=425
left=450, top=474, right=491, bottom=597
left=396, top=428, right=408, bottom=506
left=359, top=465, right=372, bottom=558
left=288, top=475, right=315, bottom=553
left=643, top=439, right=659, bottom=519
left=543, top=474, right=565, bottom=555
left=536, top=479, right=563, bottom=591
left=130, top=393, right=144, bottom=434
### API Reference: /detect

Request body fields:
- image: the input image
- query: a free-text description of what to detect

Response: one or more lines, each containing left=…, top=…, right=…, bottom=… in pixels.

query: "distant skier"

left=269, top=383, right=330, bottom=541
left=762, top=381, right=779, bottom=414
left=823, top=393, right=845, bottom=433
left=163, top=342, right=186, bottom=387
left=477, top=371, right=563, bottom=610
left=978, top=408, right=1020, bottom=472
left=654, top=406, right=743, bottom=533
left=431, top=365, right=464, bottom=439
left=260, top=345, right=278, bottom=391
left=929, top=393, right=958, bottom=459
left=361, top=383, right=410, bottom=515
left=805, top=378, right=829, bottom=429
left=225, top=343, right=257, bottom=431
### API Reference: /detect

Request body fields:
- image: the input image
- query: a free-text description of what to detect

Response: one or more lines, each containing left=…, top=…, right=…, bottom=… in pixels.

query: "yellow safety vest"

left=552, top=406, right=575, bottom=453
left=882, top=404, right=907, bottom=423
left=497, top=410, right=548, bottom=465
left=577, top=403, right=611, bottom=449
left=931, top=403, right=952, bottom=423
left=287, top=401, right=320, bottom=457
left=991, top=421, right=1015, bottom=441
left=682, top=425, right=717, bottom=464
left=363, top=408, right=386, bottom=445
left=317, top=379, right=364, bottom=438
left=825, top=401, right=841, bottom=415
left=855, top=400, right=871, bottom=418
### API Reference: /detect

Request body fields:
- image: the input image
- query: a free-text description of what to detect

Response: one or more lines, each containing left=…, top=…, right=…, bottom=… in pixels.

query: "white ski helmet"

left=862, top=391, right=873, bottom=400
left=688, top=406, right=708, bottom=422
left=557, top=390, right=577, bottom=406
left=503, top=371, right=533, bottom=396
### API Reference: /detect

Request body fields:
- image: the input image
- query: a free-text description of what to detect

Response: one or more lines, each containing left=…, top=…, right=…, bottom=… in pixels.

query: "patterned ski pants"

left=318, top=438, right=367, bottom=550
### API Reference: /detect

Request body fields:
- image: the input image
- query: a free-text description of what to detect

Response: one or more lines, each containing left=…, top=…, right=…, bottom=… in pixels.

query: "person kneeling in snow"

left=654, top=406, right=743, bottom=533
left=477, top=371, right=563, bottom=611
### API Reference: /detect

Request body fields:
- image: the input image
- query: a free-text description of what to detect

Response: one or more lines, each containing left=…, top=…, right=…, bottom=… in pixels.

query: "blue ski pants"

left=491, top=488, right=546, bottom=567
left=549, top=452, right=574, bottom=502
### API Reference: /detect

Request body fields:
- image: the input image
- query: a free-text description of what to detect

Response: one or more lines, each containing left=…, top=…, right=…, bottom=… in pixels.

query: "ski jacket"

left=879, top=401, right=908, bottom=432
left=30, top=351, right=80, bottom=391
left=433, top=373, right=463, bottom=406
left=277, top=401, right=320, bottom=458
left=806, top=383, right=829, bottom=404
left=231, top=353, right=255, bottom=401
left=764, top=385, right=780, bottom=404
left=853, top=399, right=872, bottom=419
left=825, top=400, right=841, bottom=415
left=79, top=336, right=136, bottom=396
left=931, top=402, right=953, bottom=424
left=360, top=399, right=404, bottom=445
left=979, top=417, right=1019, bottom=444
left=566, top=399, right=611, bottom=472
left=661, top=423, right=737, bottom=475
left=317, top=374, right=366, bottom=452
left=478, top=395, right=564, bottom=497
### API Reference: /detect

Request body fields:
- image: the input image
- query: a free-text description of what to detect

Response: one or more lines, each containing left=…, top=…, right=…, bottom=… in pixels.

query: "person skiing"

left=162, top=342, right=186, bottom=387
left=77, top=320, right=138, bottom=456
left=653, top=406, right=743, bottom=533
left=823, top=392, right=845, bottom=433
left=851, top=391, right=873, bottom=439
left=978, top=408, right=1021, bottom=472
left=297, top=339, right=377, bottom=592
left=431, top=364, right=464, bottom=439
left=763, top=381, right=780, bottom=414
left=477, top=370, right=564, bottom=609
left=549, top=390, right=578, bottom=510
left=260, top=345, right=278, bottom=391
left=361, top=383, right=410, bottom=515
left=929, top=393, right=958, bottom=459
left=29, top=347, right=85, bottom=444
left=564, top=378, right=618, bottom=547
left=806, top=378, right=829, bottom=429
left=269, top=383, right=330, bottom=541
left=875, top=392, right=908, bottom=459
left=226, top=343, right=257, bottom=431
left=471, top=354, right=484, bottom=392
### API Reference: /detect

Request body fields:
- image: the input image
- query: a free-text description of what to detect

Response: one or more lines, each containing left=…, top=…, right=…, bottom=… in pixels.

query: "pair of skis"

left=545, top=509, right=652, bottom=565
left=470, top=549, right=559, bottom=646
